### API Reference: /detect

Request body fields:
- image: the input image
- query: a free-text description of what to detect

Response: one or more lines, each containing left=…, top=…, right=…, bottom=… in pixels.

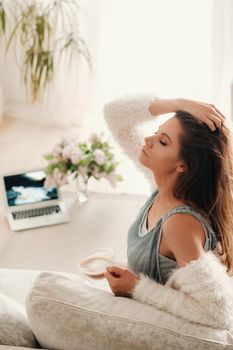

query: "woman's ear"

left=176, top=162, right=186, bottom=173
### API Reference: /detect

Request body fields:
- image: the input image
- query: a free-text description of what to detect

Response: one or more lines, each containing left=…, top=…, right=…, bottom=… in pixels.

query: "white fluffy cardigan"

left=132, top=251, right=233, bottom=330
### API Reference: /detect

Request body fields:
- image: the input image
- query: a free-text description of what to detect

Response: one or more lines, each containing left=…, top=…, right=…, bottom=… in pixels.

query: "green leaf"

left=78, top=143, right=89, bottom=153
left=43, top=153, right=54, bottom=160
left=57, top=162, right=68, bottom=173
left=45, top=163, right=57, bottom=175
left=0, top=4, right=6, bottom=36
left=69, top=164, right=78, bottom=172
left=104, top=164, right=114, bottom=174
left=3, top=0, right=92, bottom=103
left=117, top=174, right=123, bottom=181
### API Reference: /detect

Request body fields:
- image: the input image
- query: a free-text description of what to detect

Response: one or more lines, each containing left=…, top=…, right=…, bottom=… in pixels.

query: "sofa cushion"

left=26, top=271, right=233, bottom=350
left=0, top=268, right=81, bottom=349
left=0, top=269, right=42, bottom=306
left=0, top=292, right=38, bottom=348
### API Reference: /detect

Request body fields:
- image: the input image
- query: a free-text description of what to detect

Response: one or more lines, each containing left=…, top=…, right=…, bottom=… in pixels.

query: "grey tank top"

left=127, top=189, right=218, bottom=285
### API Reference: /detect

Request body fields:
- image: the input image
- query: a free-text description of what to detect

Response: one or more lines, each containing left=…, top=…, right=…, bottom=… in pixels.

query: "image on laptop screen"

left=3, top=170, right=59, bottom=207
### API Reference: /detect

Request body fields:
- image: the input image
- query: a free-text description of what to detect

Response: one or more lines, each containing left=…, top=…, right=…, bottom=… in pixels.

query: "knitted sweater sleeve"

left=132, top=273, right=211, bottom=327
left=103, top=94, right=157, bottom=186
left=132, top=252, right=233, bottom=330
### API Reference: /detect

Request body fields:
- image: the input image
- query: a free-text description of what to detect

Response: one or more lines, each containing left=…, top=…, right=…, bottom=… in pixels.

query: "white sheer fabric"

left=0, top=86, right=3, bottom=123
left=212, top=0, right=233, bottom=120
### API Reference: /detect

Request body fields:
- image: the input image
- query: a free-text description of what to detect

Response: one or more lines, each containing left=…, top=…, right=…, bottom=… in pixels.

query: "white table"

left=0, top=191, right=147, bottom=275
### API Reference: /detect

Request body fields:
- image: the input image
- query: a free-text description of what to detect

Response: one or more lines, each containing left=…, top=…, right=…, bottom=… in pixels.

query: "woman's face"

left=139, top=116, right=186, bottom=177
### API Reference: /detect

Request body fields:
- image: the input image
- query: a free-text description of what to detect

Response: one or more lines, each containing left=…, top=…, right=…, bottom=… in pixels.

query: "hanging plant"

left=0, top=0, right=92, bottom=102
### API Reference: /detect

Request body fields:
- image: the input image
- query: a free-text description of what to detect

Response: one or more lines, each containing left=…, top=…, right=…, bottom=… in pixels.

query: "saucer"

left=77, top=248, right=115, bottom=276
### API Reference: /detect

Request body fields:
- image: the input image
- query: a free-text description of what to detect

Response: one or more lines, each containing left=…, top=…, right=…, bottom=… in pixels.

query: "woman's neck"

left=155, top=188, right=210, bottom=223
left=155, top=188, right=187, bottom=207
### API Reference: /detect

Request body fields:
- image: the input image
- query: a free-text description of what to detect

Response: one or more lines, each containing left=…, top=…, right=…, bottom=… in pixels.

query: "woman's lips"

left=142, top=147, right=148, bottom=156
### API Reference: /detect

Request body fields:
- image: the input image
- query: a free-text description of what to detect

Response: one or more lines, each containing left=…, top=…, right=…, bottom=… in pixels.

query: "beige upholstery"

left=25, top=271, right=233, bottom=350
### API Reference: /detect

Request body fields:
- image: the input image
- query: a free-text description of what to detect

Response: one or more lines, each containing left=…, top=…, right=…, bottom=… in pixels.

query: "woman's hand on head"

left=104, top=265, right=140, bottom=297
left=178, top=98, right=225, bottom=132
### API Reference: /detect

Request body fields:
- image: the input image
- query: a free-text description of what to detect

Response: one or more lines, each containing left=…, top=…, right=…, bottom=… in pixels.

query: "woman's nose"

left=144, top=136, right=153, bottom=148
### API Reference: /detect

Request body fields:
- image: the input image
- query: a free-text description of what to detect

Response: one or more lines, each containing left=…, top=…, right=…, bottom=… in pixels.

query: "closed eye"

left=154, top=132, right=167, bottom=146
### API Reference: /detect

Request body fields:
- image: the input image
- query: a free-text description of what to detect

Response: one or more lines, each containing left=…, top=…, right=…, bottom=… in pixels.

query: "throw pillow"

left=0, top=292, right=38, bottom=347
left=26, top=271, right=233, bottom=350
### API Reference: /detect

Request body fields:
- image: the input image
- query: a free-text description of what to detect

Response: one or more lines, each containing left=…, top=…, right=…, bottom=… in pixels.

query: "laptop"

left=1, top=169, right=70, bottom=231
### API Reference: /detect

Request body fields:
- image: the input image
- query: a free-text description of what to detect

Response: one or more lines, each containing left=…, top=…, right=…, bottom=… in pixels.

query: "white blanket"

left=132, top=251, right=233, bottom=330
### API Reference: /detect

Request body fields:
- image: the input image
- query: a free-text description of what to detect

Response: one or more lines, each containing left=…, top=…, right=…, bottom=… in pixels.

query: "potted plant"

left=0, top=0, right=95, bottom=126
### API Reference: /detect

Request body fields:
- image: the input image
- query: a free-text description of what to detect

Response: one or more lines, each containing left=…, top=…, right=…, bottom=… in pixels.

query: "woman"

left=103, top=96, right=233, bottom=299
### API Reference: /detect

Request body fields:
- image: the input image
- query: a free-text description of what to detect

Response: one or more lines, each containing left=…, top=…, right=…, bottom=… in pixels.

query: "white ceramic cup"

left=77, top=248, right=115, bottom=277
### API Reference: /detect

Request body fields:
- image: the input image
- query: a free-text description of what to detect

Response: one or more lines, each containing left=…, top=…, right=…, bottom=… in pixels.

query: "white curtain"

left=211, top=0, right=233, bottom=120
left=0, top=85, right=3, bottom=123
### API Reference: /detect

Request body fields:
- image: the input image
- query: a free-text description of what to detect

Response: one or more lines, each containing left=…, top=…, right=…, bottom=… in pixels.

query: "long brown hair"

left=173, top=110, right=233, bottom=275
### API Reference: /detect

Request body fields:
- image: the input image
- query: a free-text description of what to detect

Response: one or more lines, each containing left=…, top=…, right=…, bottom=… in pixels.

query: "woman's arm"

left=104, top=266, right=204, bottom=323
left=103, top=94, right=157, bottom=186
left=131, top=273, right=229, bottom=329
left=132, top=274, right=210, bottom=325
left=161, top=214, right=207, bottom=268
left=104, top=265, right=231, bottom=329
left=103, top=95, right=224, bottom=186
left=103, top=96, right=191, bottom=161
left=150, top=98, right=225, bottom=131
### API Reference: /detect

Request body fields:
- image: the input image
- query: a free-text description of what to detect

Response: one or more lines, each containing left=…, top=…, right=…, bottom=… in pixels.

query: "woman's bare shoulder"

left=162, top=214, right=206, bottom=267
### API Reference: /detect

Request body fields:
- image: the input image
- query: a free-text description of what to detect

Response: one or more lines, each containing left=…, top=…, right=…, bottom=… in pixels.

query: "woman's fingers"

left=206, top=119, right=216, bottom=132
left=210, top=111, right=224, bottom=126
left=104, top=271, right=122, bottom=293
left=106, top=265, right=125, bottom=276
left=199, top=108, right=224, bottom=131
left=209, top=104, right=226, bottom=120
left=106, top=265, right=121, bottom=272
left=205, top=106, right=223, bottom=128
left=105, top=266, right=124, bottom=278
left=208, top=113, right=222, bottom=128
left=104, top=271, right=114, bottom=282
left=180, top=99, right=225, bottom=132
left=196, top=113, right=216, bottom=131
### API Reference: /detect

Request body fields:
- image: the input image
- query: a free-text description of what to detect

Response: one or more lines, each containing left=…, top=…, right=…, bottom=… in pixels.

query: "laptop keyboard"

left=12, top=205, right=61, bottom=220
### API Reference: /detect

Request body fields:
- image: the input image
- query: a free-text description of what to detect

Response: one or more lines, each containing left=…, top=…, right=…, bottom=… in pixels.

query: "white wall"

left=84, top=0, right=219, bottom=195
left=94, top=0, right=212, bottom=102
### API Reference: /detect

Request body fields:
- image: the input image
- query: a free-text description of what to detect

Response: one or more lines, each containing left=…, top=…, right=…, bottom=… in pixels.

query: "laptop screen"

left=3, top=170, right=59, bottom=207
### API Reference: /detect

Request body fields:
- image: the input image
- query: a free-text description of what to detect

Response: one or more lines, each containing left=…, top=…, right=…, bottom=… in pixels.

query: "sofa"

left=0, top=192, right=233, bottom=349
left=1, top=266, right=233, bottom=350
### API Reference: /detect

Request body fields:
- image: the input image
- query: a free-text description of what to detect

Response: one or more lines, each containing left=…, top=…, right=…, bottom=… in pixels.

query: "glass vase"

left=76, top=175, right=89, bottom=204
